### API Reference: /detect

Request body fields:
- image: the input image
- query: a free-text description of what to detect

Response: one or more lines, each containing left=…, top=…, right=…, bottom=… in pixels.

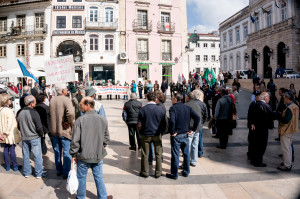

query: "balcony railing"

left=138, top=52, right=148, bottom=60
left=162, top=52, right=171, bottom=61
left=157, top=21, right=175, bottom=33
left=132, top=19, right=152, bottom=32
left=86, top=18, right=118, bottom=30
left=0, top=24, right=47, bottom=39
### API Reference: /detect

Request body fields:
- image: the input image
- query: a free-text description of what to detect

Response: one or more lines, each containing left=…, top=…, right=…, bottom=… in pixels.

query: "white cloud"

left=187, top=0, right=248, bottom=31
left=188, top=24, right=216, bottom=34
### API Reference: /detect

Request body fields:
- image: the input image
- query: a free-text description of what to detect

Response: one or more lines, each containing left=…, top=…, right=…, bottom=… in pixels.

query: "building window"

left=211, top=43, right=215, bottom=48
left=0, top=46, right=6, bottom=57
left=89, top=7, right=98, bottom=22
left=203, top=43, right=208, bottom=48
left=0, top=17, right=7, bottom=33
left=105, top=7, right=114, bottom=23
left=57, top=0, right=66, bottom=2
left=137, top=39, right=148, bottom=60
left=105, top=35, right=114, bottom=51
left=223, top=33, right=227, bottom=47
left=72, top=16, right=82, bottom=28
left=17, top=44, right=25, bottom=56
left=35, top=13, right=44, bottom=29
left=281, top=3, right=287, bottom=21
left=56, top=16, right=66, bottom=29
left=204, top=55, right=208, bottom=62
left=162, top=40, right=171, bottom=61
left=224, top=56, right=227, bottom=70
left=266, top=9, right=272, bottom=27
left=254, top=16, right=259, bottom=32
left=161, top=12, right=170, bottom=31
left=90, top=34, right=98, bottom=51
left=211, top=55, right=216, bottom=62
left=137, top=10, right=148, bottom=29
left=243, top=25, right=248, bottom=40
left=17, top=15, right=26, bottom=29
left=196, top=43, right=200, bottom=48
left=73, top=0, right=82, bottom=2
left=229, top=32, right=233, bottom=44
left=196, top=55, right=200, bottom=62
left=236, top=54, right=241, bottom=70
left=229, top=55, right=233, bottom=70
left=236, top=29, right=240, bottom=43
left=35, top=43, right=44, bottom=55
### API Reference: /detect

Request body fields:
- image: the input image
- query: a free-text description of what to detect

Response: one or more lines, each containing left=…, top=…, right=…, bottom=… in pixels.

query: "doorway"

left=251, top=49, right=258, bottom=74
left=263, top=46, right=270, bottom=78
left=277, top=42, right=286, bottom=69
left=162, top=65, right=172, bottom=83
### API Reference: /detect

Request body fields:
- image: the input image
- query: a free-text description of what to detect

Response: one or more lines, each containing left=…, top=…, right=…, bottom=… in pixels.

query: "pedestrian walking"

left=70, top=97, right=112, bottom=199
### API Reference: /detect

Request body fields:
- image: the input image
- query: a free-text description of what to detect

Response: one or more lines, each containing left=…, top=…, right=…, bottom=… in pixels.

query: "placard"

left=93, top=86, right=128, bottom=95
left=44, top=55, right=76, bottom=84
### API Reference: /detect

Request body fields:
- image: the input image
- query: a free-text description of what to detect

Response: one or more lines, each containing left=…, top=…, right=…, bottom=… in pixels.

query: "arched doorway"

left=277, top=42, right=286, bottom=69
left=263, top=46, right=271, bottom=78
left=251, top=49, right=258, bottom=74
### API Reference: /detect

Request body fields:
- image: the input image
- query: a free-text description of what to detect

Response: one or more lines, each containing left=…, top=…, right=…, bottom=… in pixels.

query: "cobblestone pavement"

left=0, top=96, right=300, bottom=199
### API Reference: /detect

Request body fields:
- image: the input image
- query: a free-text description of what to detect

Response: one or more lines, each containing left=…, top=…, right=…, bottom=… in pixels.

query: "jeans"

left=123, top=95, right=128, bottom=100
left=77, top=160, right=107, bottom=199
left=148, top=142, right=154, bottom=163
left=52, top=136, right=71, bottom=177
left=170, top=133, right=190, bottom=178
left=3, top=144, right=18, bottom=168
left=22, top=138, right=43, bottom=177
left=188, top=131, right=199, bottom=165
left=198, top=124, right=204, bottom=157
left=139, top=90, right=143, bottom=99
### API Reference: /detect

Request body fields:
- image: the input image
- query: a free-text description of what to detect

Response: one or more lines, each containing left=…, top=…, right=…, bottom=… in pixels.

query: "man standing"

left=138, top=81, right=143, bottom=99
left=215, top=89, right=234, bottom=149
left=106, top=80, right=113, bottom=100
left=250, top=92, right=275, bottom=167
left=277, top=92, right=299, bottom=171
left=204, top=85, right=212, bottom=119
left=32, top=82, right=41, bottom=97
left=130, top=80, right=137, bottom=96
left=169, top=80, right=176, bottom=98
left=153, top=80, right=160, bottom=93
left=138, top=92, right=165, bottom=178
left=40, top=80, right=46, bottom=94
left=17, top=81, right=22, bottom=94
left=275, top=88, right=289, bottom=141
left=50, top=84, right=75, bottom=178
left=124, top=93, right=142, bottom=151
left=70, top=97, right=112, bottom=199
left=166, top=93, right=200, bottom=179
left=17, top=95, right=47, bottom=178
left=275, top=65, right=286, bottom=78
left=85, top=87, right=106, bottom=118
left=72, top=86, right=85, bottom=119
left=161, top=80, right=168, bottom=96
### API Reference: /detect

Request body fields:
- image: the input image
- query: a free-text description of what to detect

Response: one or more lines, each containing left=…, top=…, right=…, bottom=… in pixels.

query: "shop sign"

left=75, top=66, right=82, bottom=70
left=94, top=66, right=103, bottom=71
left=134, top=62, right=152, bottom=65
left=53, top=30, right=85, bottom=35
left=159, top=63, right=175, bottom=65
left=53, top=5, right=84, bottom=10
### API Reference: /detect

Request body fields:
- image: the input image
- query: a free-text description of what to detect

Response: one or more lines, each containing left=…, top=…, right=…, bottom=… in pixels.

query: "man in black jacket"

left=124, top=93, right=142, bottom=151
left=169, top=80, right=176, bottom=97
left=166, top=93, right=200, bottom=179
left=161, top=80, right=168, bottom=96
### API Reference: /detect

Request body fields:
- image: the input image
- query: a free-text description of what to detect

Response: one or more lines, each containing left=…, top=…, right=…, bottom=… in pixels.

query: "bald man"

left=70, top=96, right=112, bottom=199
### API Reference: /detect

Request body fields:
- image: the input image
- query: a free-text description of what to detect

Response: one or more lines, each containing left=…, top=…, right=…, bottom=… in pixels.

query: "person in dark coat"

left=204, top=85, right=213, bottom=119
left=169, top=80, right=176, bottom=97
left=250, top=92, right=276, bottom=167
left=123, top=93, right=143, bottom=151
left=160, top=80, right=168, bottom=96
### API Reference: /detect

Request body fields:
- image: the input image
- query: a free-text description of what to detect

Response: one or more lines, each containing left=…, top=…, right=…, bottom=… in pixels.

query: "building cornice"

left=221, top=43, right=247, bottom=54
left=219, top=6, right=250, bottom=32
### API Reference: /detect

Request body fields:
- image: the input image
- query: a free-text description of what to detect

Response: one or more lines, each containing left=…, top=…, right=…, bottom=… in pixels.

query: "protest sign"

left=44, top=55, right=76, bottom=84
left=93, top=86, right=128, bottom=95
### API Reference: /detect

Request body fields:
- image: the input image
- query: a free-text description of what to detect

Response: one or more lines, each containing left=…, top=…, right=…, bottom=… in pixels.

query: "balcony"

left=137, top=52, right=148, bottom=60
left=157, top=21, right=175, bottom=34
left=86, top=18, right=118, bottom=30
left=162, top=52, right=171, bottom=61
left=0, top=24, right=47, bottom=40
left=132, top=19, right=152, bottom=32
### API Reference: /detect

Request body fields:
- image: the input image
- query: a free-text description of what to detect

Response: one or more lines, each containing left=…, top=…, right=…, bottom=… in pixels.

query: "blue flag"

left=250, top=14, right=255, bottom=23
left=17, top=59, right=39, bottom=83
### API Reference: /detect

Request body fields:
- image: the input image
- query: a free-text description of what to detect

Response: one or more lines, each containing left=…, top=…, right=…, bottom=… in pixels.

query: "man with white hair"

left=17, top=95, right=47, bottom=178
left=250, top=92, right=275, bottom=167
left=50, top=84, right=75, bottom=178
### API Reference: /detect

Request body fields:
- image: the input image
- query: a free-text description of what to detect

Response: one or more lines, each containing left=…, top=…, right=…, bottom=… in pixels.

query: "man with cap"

left=50, top=84, right=75, bottom=178
left=84, top=87, right=106, bottom=118
left=72, top=86, right=85, bottom=119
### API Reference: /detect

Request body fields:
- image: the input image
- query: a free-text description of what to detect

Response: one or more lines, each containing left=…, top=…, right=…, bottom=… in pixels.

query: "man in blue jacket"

left=131, top=80, right=137, bottom=95
left=275, top=65, right=286, bottom=78
left=166, top=93, right=200, bottom=179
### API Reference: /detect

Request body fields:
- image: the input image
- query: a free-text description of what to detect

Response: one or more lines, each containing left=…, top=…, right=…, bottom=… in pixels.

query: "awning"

left=134, top=62, right=152, bottom=65
left=159, top=63, right=175, bottom=65
left=0, top=68, right=45, bottom=78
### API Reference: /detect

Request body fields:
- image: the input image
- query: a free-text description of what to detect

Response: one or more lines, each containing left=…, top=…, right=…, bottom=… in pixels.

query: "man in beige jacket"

left=50, top=84, right=75, bottom=178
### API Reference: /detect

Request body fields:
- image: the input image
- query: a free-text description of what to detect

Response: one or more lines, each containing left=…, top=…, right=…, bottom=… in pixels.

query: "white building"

left=0, top=0, right=51, bottom=84
left=219, top=6, right=250, bottom=74
left=187, top=32, right=220, bottom=76
left=84, top=0, right=120, bottom=85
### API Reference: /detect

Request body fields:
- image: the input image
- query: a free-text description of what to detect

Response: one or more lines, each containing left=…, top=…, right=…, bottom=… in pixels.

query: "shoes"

left=279, top=154, right=283, bottom=157
left=277, top=165, right=292, bottom=171
left=129, top=147, right=136, bottom=151
left=275, top=138, right=280, bottom=141
left=155, top=175, right=161, bottom=179
left=107, top=195, right=113, bottom=199
left=216, top=145, right=226, bottom=149
left=166, top=173, right=177, bottom=180
left=253, top=163, right=267, bottom=167
left=5, top=166, right=11, bottom=171
left=198, top=155, right=203, bottom=158
left=181, top=171, right=189, bottom=177
left=25, top=175, right=30, bottom=178
left=190, top=163, right=196, bottom=167
left=57, top=172, right=62, bottom=176
left=139, top=172, right=149, bottom=178
left=63, top=175, right=68, bottom=179
left=13, top=165, right=22, bottom=171
left=36, top=171, right=48, bottom=179
left=212, top=135, right=219, bottom=139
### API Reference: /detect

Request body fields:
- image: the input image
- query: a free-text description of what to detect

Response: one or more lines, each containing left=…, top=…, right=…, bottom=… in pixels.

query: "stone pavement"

left=1, top=97, right=300, bottom=199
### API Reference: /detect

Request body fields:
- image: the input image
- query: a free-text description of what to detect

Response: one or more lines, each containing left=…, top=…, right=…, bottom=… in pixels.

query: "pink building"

left=124, top=0, right=188, bottom=84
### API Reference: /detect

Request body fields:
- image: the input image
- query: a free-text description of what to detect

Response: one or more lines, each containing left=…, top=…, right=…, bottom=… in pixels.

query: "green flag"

left=202, top=68, right=217, bottom=87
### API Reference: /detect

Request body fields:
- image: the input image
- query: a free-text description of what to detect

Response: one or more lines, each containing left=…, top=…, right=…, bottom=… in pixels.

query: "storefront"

left=89, top=64, right=115, bottom=84
left=135, top=62, right=152, bottom=82
left=161, top=62, right=174, bottom=83
left=75, top=65, right=83, bottom=82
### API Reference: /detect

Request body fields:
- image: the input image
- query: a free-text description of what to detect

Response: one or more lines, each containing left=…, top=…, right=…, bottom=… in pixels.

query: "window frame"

left=254, top=16, right=259, bottom=32
left=72, top=16, right=82, bottom=29
left=203, top=43, right=208, bottom=48
left=17, top=44, right=25, bottom=56
left=0, top=46, right=7, bottom=57
left=281, top=4, right=287, bottom=21
left=35, top=43, right=44, bottom=55
left=204, top=55, right=208, bottom=62
left=89, top=34, right=99, bottom=51
left=211, top=55, right=216, bottom=62
left=56, top=16, right=66, bottom=29
left=236, top=29, right=240, bottom=43
left=35, top=13, right=44, bottom=29
left=196, top=55, right=200, bottom=62
left=105, top=35, right=114, bottom=51
left=266, top=9, right=272, bottom=27
left=0, top=17, right=7, bottom=33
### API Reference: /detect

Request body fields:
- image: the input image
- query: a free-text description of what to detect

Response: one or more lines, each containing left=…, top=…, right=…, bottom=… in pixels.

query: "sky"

left=187, top=0, right=249, bottom=34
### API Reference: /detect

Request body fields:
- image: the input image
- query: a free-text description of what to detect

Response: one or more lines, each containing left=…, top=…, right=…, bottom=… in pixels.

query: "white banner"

left=44, top=55, right=76, bottom=85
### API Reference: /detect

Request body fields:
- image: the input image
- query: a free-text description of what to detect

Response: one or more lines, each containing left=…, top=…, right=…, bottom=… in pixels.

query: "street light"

left=267, top=49, right=273, bottom=58
left=244, top=53, right=249, bottom=62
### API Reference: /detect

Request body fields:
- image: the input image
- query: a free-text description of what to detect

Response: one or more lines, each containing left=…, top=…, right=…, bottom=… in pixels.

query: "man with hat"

left=84, top=87, right=106, bottom=118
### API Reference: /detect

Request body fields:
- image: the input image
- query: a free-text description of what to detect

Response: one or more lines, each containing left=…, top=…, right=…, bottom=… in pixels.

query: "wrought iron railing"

left=132, top=19, right=152, bottom=32
left=138, top=52, right=148, bottom=60
left=157, top=21, right=175, bottom=33
left=86, top=18, right=118, bottom=29
left=0, top=24, right=47, bottom=38
left=162, top=52, right=171, bottom=61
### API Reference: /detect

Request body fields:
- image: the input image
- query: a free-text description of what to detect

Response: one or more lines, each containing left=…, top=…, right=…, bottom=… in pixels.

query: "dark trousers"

left=251, top=129, right=268, bottom=165
left=205, top=101, right=211, bottom=118
left=107, top=95, right=112, bottom=100
left=139, top=90, right=143, bottom=99
left=217, top=119, right=231, bottom=148
left=3, top=144, right=18, bottom=168
left=128, top=124, right=141, bottom=149
left=140, top=135, right=162, bottom=177
left=170, top=133, right=190, bottom=178
left=247, top=129, right=255, bottom=159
